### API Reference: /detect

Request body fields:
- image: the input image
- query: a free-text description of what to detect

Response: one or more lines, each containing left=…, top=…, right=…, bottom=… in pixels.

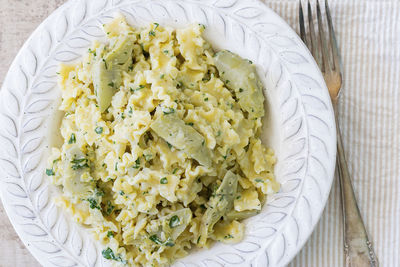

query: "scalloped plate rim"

left=0, top=0, right=336, bottom=266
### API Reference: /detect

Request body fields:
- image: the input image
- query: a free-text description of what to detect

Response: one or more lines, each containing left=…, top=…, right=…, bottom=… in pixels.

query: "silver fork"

left=299, top=1, right=378, bottom=266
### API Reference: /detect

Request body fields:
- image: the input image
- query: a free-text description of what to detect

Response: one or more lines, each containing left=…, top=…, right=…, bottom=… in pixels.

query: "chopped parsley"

left=172, top=168, right=178, bottom=174
left=225, top=80, right=230, bottom=84
left=164, top=239, right=175, bottom=247
left=160, top=177, right=168, bottom=184
left=169, top=215, right=180, bottom=228
left=186, top=122, right=194, bottom=126
left=68, top=133, right=76, bottom=144
left=160, top=74, right=165, bottom=79
left=107, top=231, right=114, bottom=238
left=102, top=58, right=108, bottom=69
left=95, top=126, right=103, bottom=134
left=101, top=247, right=126, bottom=263
left=204, top=97, right=209, bottom=101
left=107, top=82, right=115, bottom=88
left=149, top=235, right=163, bottom=245
left=130, top=85, right=145, bottom=93
left=102, top=247, right=115, bottom=259
left=163, top=50, right=169, bottom=54
left=216, top=130, right=222, bottom=137
left=114, top=162, right=118, bottom=171
left=163, top=108, right=175, bottom=115
left=255, top=179, right=264, bottom=183
left=239, top=88, right=244, bottom=93
left=149, top=30, right=156, bottom=37
left=89, top=48, right=96, bottom=56
left=71, top=158, right=89, bottom=170
left=132, top=158, right=140, bottom=169
left=45, top=168, right=55, bottom=176
left=166, top=142, right=172, bottom=149
left=87, top=197, right=100, bottom=210
left=105, top=200, right=115, bottom=215
left=95, top=188, right=104, bottom=197
left=149, top=235, right=175, bottom=247
left=119, top=190, right=125, bottom=196
left=224, top=234, right=234, bottom=239
left=154, top=22, right=159, bottom=29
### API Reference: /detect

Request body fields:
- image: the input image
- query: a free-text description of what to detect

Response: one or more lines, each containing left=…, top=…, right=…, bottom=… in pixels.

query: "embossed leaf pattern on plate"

left=0, top=0, right=336, bottom=266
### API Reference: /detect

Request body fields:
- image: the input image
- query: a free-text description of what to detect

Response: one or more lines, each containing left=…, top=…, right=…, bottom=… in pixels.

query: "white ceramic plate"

left=0, top=0, right=336, bottom=266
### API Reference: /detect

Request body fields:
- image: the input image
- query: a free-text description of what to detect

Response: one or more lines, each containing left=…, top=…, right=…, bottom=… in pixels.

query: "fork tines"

left=299, top=0, right=341, bottom=74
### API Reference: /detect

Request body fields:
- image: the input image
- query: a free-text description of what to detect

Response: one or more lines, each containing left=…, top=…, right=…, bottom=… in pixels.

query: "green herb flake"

left=154, top=22, right=159, bottom=29
left=255, top=179, right=264, bottom=183
left=172, top=168, right=178, bottom=174
left=68, top=133, right=76, bottom=144
left=163, top=50, right=169, bottom=54
left=95, top=188, right=105, bottom=197
left=216, top=130, right=222, bottom=137
left=160, top=74, right=165, bottom=79
left=149, top=235, right=163, bottom=245
left=119, top=190, right=125, bottom=196
left=107, top=231, right=114, bottom=238
left=108, top=82, right=115, bottom=88
left=204, top=97, right=209, bottom=101
left=149, top=30, right=156, bottom=37
left=71, top=158, right=89, bottom=170
left=166, top=142, right=172, bottom=149
left=133, top=158, right=140, bottom=169
left=186, top=122, right=194, bottom=126
left=224, top=234, right=234, bottom=239
left=160, top=177, right=168, bottom=184
left=163, top=108, right=175, bottom=115
left=46, top=168, right=55, bottom=176
left=164, top=238, right=175, bottom=247
left=239, top=88, right=244, bottom=93
left=114, top=162, right=118, bottom=171
left=102, top=247, right=115, bottom=260
left=169, top=215, right=180, bottom=228
left=105, top=200, right=115, bottom=215
left=102, top=58, right=108, bottom=69
left=87, top=197, right=100, bottom=209
left=95, top=126, right=103, bottom=134
left=130, top=85, right=145, bottom=93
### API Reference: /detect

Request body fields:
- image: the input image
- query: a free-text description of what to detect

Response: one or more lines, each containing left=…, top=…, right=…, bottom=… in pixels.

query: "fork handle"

left=336, top=116, right=378, bottom=267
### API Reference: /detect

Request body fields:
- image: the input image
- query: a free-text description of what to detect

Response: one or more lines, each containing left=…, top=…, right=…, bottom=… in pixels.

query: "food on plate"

left=46, top=15, right=279, bottom=266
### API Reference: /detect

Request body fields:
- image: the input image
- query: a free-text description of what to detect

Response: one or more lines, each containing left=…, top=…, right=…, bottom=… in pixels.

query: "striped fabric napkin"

left=262, top=0, right=400, bottom=266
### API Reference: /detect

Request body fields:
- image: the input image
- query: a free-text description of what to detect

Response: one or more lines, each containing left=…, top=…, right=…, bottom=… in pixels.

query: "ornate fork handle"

left=335, top=111, right=378, bottom=267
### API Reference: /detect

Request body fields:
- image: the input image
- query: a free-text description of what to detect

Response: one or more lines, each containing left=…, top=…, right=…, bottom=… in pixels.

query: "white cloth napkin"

left=262, top=0, right=400, bottom=266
